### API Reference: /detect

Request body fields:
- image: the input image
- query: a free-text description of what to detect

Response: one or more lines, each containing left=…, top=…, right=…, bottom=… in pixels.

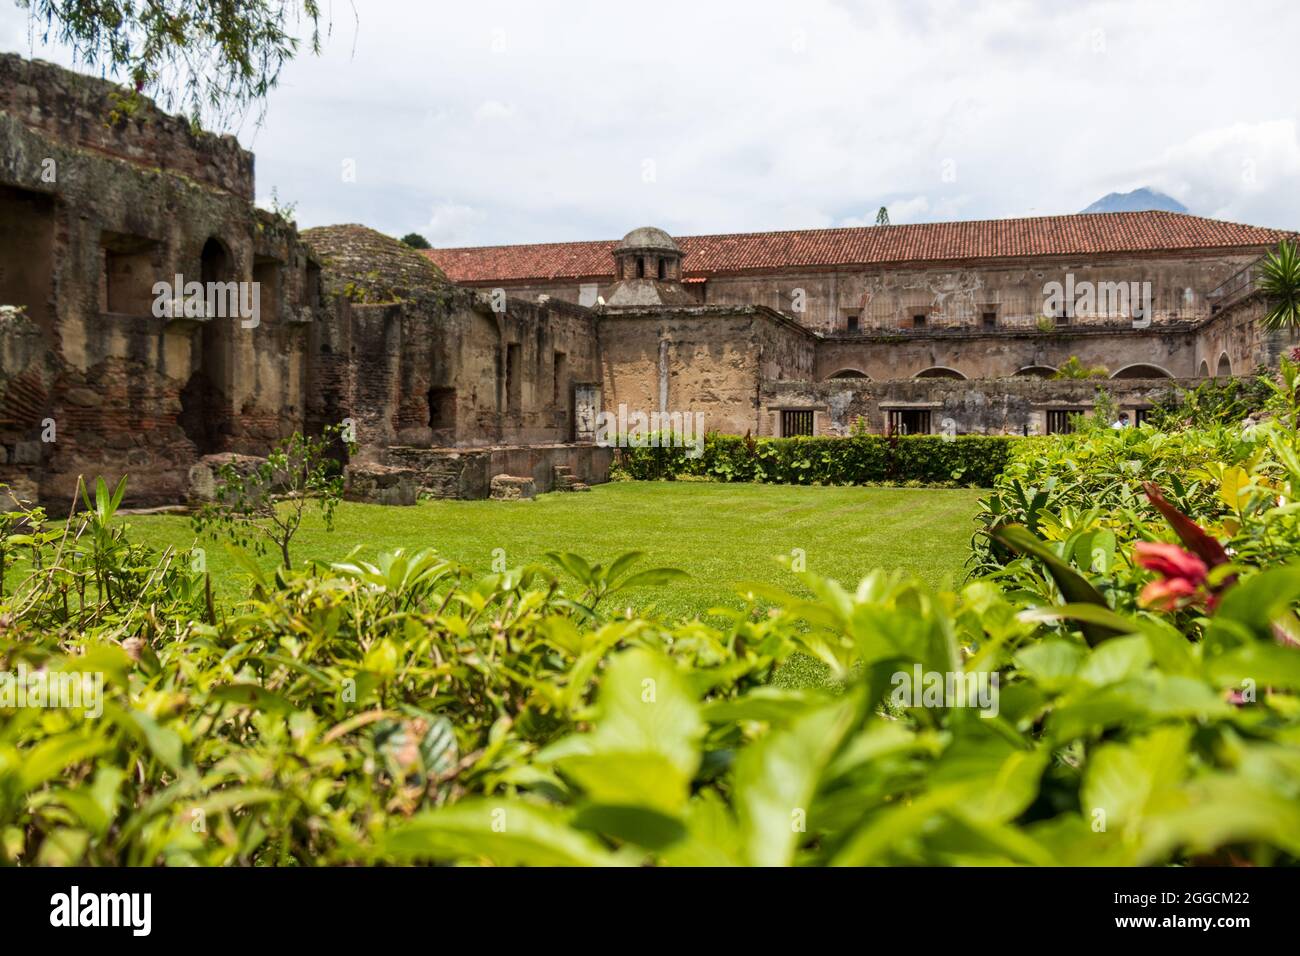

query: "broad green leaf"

left=735, top=695, right=858, bottom=867
left=383, top=800, right=625, bottom=866
left=545, top=648, right=704, bottom=814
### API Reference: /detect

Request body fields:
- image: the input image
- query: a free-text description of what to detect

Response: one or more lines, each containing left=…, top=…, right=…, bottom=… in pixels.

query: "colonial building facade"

left=0, top=54, right=1294, bottom=505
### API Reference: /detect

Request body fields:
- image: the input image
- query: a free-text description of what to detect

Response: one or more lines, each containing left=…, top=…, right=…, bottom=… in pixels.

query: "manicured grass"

left=120, top=481, right=985, bottom=622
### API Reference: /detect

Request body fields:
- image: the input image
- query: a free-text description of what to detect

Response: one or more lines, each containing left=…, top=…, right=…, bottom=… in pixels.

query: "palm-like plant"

left=1259, top=239, right=1300, bottom=331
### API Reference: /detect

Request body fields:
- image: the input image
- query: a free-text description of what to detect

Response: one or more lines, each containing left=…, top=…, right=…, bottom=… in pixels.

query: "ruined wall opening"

left=253, top=256, right=280, bottom=325
left=1111, top=363, right=1172, bottom=379
left=200, top=236, right=235, bottom=290
left=1216, top=353, right=1232, bottom=377
left=0, top=185, right=56, bottom=328
left=657, top=258, right=667, bottom=280
left=428, top=387, right=456, bottom=433
left=99, top=231, right=159, bottom=316
left=180, top=237, right=236, bottom=456
left=305, top=262, right=322, bottom=308
left=1199, top=359, right=1211, bottom=377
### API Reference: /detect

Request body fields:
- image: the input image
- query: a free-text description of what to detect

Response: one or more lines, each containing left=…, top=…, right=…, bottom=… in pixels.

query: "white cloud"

left=420, top=201, right=486, bottom=246
left=3, top=0, right=1298, bottom=243
left=473, top=100, right=516, bottom=124
left=1154, top=120, right=1300, bottom=227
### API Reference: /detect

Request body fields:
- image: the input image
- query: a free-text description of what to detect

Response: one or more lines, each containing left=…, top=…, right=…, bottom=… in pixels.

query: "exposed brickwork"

left=0, top=54, right=254, bottom=200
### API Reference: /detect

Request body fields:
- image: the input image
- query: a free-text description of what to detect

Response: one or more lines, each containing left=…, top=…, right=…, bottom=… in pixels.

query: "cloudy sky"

left=3, top=0, right=1298, bottom=246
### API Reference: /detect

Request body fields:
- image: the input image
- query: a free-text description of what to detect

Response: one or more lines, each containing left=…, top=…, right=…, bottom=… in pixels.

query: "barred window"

left=886, top=409, right=931, bottom=435
left=781, top=409, right=815, bottom=437
left=1046, top=409, right=1077, bottom=434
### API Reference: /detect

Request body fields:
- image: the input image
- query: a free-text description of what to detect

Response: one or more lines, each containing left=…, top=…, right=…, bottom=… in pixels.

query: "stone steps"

left=551, top=464, right=586, bottom=491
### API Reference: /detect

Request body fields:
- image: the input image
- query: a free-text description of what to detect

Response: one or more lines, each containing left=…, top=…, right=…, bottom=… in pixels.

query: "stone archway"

left=179, top=237, right=236, bottom=455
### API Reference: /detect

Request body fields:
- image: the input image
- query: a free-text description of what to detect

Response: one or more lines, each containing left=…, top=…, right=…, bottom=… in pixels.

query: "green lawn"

left=122, top=481, right=985, bottom=622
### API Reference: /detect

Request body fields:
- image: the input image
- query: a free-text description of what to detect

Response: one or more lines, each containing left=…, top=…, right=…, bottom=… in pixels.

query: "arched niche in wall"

left=1110, top=363, right=1173, bottom=379
left=1198, top=360, right=1211, bottom=378
left=914, top=366, right=966, bottom=379
left=1217, top=352, right=1232, bottom=377
left=826, top=368, right=870, bottom=380
left=1014, top=365, right=1057, bottom=378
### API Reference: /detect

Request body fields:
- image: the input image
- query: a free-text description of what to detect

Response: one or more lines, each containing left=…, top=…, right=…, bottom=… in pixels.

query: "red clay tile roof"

left=423, top=211, right=1294, bottom=284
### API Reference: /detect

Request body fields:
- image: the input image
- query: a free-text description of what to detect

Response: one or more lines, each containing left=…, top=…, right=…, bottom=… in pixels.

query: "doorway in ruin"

left=179, top=238, right=235, bottom=455
left=0, top=185, right=56, bottom=328
left=0, top=186, right=56, bottom=445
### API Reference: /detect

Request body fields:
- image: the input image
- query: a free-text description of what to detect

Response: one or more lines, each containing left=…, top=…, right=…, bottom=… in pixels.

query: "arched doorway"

left=1216, top=353, right=1232, bottom=377
left=179, top=237, right=235, bottom=455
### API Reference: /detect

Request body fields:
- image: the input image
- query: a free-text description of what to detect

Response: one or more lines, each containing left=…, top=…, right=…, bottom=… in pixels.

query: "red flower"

left=1135, top=541, right=1210, bottom=611
left=1135, top=541, right=1208, bottom=582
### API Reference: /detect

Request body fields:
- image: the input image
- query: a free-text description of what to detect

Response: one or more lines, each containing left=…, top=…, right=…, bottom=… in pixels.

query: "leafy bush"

left=1148, top=373, right=1273, bottom=429
left=5, top=380, right=1300, bottom=867
left=970, top=421, right=1256, bottom=577
left=1054, top=355, right=1108, bottom=379
left=3, top=457, right=1299, bottom=865
left=613, top=433, right=1016, bottom=488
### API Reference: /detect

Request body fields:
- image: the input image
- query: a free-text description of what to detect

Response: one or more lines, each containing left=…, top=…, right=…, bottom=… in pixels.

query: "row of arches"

left=824, top=362, right=1187, bottom=382
left=1199, top=354, right=1234, bottom=377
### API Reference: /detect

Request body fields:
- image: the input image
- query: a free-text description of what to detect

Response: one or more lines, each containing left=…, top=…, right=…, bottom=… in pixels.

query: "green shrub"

left=1148, top=372, right=1273, bottom=429
left=613, top=433, right=1016, bottom=488
left=3, top=460, right=1299, bottom=865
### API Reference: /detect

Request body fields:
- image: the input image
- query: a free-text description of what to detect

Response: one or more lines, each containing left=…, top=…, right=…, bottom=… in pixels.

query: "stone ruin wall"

left=0, top=55, right=606, bottom=507
left=762, top=376, right=1190, bottom=438
left=0, top=56, right=324, bottom=507
left=597, top=307, right=816, bottom=437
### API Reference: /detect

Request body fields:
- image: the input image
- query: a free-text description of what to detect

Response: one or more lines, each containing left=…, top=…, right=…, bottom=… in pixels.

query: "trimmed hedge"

left=612, top=433, right=1018, bottom=487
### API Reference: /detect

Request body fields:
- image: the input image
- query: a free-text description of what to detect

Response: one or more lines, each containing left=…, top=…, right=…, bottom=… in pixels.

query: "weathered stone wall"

left=762, top=376, right=1188, bottom=437
left=0, top=54, right=254, bottom=200
left=814, top=323, right=1198, bottom=381
left=384, top=443, right=613, bottom=499
left=0, top=88, right=321, bottom=505
left=596, top=306, right=816, bottom=437
left=456, top=250, right=1265, bottom=339
left=295, top=225, right=604, bottom=458
left=1194, top=295, right=1300, bottom=375
left=695, top=253, right=1262, bottom=334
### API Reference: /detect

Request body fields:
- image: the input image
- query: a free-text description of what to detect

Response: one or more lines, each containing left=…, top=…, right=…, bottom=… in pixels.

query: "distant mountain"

left=1080, top=188, right=1189, bottom=215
